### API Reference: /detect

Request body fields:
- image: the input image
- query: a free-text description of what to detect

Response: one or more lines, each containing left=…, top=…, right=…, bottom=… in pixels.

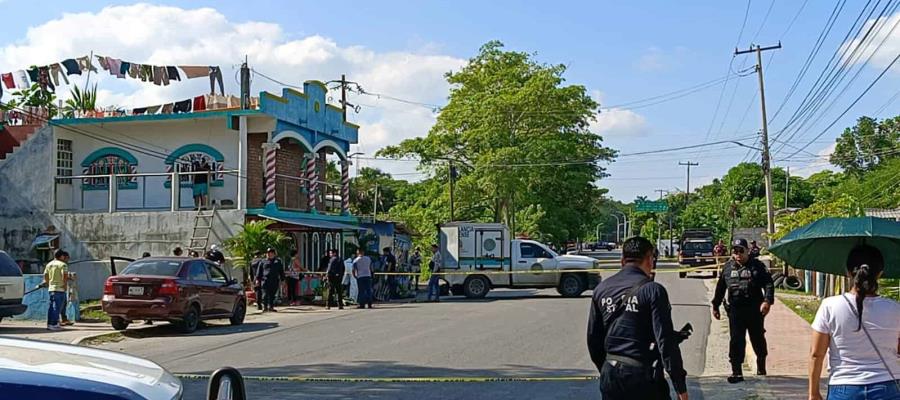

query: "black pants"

left=286, top=277, right=298, bottom=302
left=325, top=278, right=344, bottom=308
left=254, top=285, right=263, bottom=310
left=262, top=281, right=279, bottom=310
left=727, top=304, right=768, bottom=372
left=599, top=360, right=670, bottom=400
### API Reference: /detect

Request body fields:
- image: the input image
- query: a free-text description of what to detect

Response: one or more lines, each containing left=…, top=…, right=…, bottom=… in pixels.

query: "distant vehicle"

left=678, top=229, right=717, bottom=279
left=0, top=251, right=27, bottom=323
left=102, top=257, right=246, bottom=333
left=598, top=241, right=616, bottom=251
left=439, top=223, right=600, bottom=298
left=0, top=337, right=249, bottom=399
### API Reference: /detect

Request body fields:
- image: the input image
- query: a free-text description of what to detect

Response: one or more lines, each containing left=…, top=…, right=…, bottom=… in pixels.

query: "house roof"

left=864, top=208, right=900, bottom=220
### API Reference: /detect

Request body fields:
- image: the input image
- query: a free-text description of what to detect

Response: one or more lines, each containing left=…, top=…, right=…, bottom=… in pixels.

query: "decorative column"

left=262, top=142, right=280, bottom=206
left=305, top=153, right=318, bottom=212
left=341, top=159, right=350, bottom=215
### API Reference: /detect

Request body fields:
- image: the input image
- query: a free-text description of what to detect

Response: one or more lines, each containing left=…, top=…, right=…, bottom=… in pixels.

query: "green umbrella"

left=769, top=217, right=900, bottom=278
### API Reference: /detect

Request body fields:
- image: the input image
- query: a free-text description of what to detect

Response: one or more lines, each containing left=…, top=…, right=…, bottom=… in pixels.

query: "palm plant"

left=62, top=84, right=98, bottom=118
left=223, top=220, right=291, bottom=284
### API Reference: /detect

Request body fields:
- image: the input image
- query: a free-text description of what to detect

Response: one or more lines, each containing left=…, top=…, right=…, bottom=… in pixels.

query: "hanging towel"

left=26, top=67, right=39, bottom=83
left=128, top=63, right=140, bottom=79
left=160, top=103, right=174, bottom=114
left=173, top=99, right=192, bottom=113
left=61, top=59, right=81, bottom=75
left=12, top=70, right=29, bottom=88
left=209, top=66, right=224, bottom=95
left=179, top=66, right=209, bottom=79
left=166, top=66, right=181, bottom=81
left=50, top=64, right=69, bottom=86
left=120, top=61, right=131, bottom=78
left=132, top=107, right=147, bottom=115
left=77, top=56, right=97, bottom=73
left=97, top=56, right=111, bottom=71
left=108, top=58, right=124, bottom=78
left=192, top=95, right=206, bottom=111
left=1, top=73, right=14, bottom=89
left=145, top=105, right=161, bottom=114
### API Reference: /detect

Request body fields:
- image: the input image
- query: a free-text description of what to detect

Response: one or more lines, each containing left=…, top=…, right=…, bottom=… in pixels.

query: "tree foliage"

left=830, top=116, right=900, bottom=175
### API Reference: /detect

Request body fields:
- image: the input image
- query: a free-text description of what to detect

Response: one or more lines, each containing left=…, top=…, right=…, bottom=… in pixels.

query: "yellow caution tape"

left=295, top=264, right=721, bottom=277
left=175, top=374, right=599, bottom=383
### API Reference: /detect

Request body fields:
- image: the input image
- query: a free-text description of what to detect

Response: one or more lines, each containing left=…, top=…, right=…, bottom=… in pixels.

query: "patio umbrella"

left=769, top=217, right=900, bottom=279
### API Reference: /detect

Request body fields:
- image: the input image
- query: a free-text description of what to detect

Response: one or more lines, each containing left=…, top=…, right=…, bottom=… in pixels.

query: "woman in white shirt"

left=808, top=245, right=900, bottom=400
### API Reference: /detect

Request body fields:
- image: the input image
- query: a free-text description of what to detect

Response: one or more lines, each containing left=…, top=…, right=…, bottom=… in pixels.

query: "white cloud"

left=591, top=108, right=650, bottom=137
left=0, top=3, right=465, bottom=176
left=636, top=47, right=665, bottom=72
left=841, top=11, right=900, bottom=72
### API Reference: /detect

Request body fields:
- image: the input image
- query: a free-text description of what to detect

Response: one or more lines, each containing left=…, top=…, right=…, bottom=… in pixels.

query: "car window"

left=520, top=243, right=537, bottom=258
left=120, top=260, right=182, bottom=276
left=0, top=251, right=22, bottom=277
left=683, top=242, right=713, bottom=251
left=188, top=261, right=209, bottom=281
left=207, top=263, right=228, bottom=284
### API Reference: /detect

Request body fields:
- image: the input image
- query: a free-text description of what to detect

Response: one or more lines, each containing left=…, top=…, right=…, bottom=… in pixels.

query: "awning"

left=30, top=234, right=59, bottom=249
left=259, top=214, right=362, bottom=231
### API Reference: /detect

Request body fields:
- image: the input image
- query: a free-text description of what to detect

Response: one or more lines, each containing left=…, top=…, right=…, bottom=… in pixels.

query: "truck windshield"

left=683, top=242, right=713, bottom=251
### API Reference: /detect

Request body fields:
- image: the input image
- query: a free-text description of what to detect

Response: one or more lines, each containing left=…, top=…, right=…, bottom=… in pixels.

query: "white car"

left=0, top=250, right=27, bottom=323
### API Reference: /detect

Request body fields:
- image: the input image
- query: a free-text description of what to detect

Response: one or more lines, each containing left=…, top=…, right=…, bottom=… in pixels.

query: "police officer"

left=711, top=238, right=774, bottom=383
left=205, top=244, right=226, bottom=266
left=588, top=236, right=689, bottom=400
left=249, top=251, right=265, bottom=311
left=255, top=247, right=284, bottom=312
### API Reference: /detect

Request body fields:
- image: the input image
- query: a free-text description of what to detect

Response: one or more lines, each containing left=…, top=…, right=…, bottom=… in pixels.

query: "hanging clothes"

left=140, top=65, right=153, bottom=82
left=1, top=73, right=14, bottom=89
left=50, top=64, right=69, bottom=86
left=179, top=66, right=208, bottom=79
left=128, top=63, right=140, bottom=79
left=192, top=95, right=206, bottom=112
left=208, top=66, right=224, bottom=95
left=160, top=103, right=174, bottom=114
left=108, top=58, right=124, bottom=78
left=152, top=66, right=170, bottom=86
left=166, top=66, right=181, bottom=81
left=145, top=105, right=161, bottom=114
left=61, top=59, right=81, bottom=75
left=132, top=107, right=147, bottom=115
left=119, top=61, right=131, bottom=78
left=173, top=99, right=192, bottom=113
left=12, top=70, right=29, bottom=88
left=97, top=56, right=111, bottom=72
left=37, top=66, right=54, bottom=93
left=77, top=56, right=97, bottom=73
left=26, top=67, right=39, bottom=83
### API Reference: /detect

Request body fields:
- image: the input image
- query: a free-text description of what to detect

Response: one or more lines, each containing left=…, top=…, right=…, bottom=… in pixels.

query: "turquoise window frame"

left=80, top=147, right=139, bottom=191
left=163, top=144, right=226, bottom=189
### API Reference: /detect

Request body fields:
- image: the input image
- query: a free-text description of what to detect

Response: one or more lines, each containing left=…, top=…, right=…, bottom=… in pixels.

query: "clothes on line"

left=166, top=66, right=181, bottom=82
left=192, top=95, right=206, bottom=112
left=145, top=105, right=161, bottom=114
left=61, top=59, right=81, bottom=75
left=50, top=64, right=69, bottom=86
left=173, top=99, right=192, bottom=113
left=12, top=70, right=29, bottom=89
left=161, top=103, right=174, bottom=114
left=179, top=66, right=208, bottom=79
left=209, top=66, right=224, bottom=95
left=1, top=73, right=14, bottom=89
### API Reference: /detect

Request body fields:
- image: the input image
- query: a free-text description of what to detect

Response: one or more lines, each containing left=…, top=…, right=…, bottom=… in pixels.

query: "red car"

left=102, top=257, right=246, bottom=333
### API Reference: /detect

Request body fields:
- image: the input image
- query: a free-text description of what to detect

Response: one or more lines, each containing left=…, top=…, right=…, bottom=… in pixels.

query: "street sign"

left=635, top=200, right=668, bottom=212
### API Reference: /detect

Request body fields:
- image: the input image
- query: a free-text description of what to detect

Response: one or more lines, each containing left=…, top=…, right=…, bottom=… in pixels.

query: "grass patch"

left=78, top=300, right=110, bottom=323
left=80, top=332, right=124, bottom=346
left=778, top=295, right=821, bottom=324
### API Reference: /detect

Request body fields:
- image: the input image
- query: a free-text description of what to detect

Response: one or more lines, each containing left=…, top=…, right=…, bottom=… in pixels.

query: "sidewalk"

left=701, top=280, right=825, bottom=399
left=0, top=318, right=133, bottom=345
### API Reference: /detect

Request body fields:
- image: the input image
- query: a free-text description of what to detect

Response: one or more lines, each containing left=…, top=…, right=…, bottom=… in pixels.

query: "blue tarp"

left=259, top=214, right=362, bottom=231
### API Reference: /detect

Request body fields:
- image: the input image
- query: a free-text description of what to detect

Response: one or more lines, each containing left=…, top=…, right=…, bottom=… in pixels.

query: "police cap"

left=731, top=238, right=749, bottom=249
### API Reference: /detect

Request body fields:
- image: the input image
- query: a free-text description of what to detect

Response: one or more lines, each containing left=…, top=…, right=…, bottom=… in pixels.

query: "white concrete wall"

left=54, top=118, right=241, bottom=211
left=0, top=125, right=56, bottom=257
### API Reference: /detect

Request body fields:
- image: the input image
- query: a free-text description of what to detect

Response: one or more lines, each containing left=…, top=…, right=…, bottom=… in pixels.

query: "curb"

left=71, top=330, right=121, bottom=345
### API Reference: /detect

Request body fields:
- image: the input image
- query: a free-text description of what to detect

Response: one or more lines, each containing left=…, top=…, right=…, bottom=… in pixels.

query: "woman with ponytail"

left=808, top=245, right=900, bottom=400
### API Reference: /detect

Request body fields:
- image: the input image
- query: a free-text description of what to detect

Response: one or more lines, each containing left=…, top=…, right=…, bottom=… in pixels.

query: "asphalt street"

left=98, top=249, right=715, bottom=399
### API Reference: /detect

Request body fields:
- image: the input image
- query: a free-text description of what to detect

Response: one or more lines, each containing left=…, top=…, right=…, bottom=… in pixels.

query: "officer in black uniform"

left=255, top=247, right=284, bottom=312
left=711, top=238, right=774, bottom=383
left=588, top=236, right=689, bottom=400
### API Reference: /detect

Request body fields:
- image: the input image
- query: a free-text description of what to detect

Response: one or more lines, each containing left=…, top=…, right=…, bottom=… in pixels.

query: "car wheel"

left=463, top=276, right=490, bottom=299
left=178, top=304, right=201, bottom=334
left=558, top=274, right=586, bottom=297
left=111, top=316, right=130, bottom=331
left=229, top=301, right=246, bottom=326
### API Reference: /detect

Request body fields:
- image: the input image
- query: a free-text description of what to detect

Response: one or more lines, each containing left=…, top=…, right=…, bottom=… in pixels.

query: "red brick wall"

left=247, top=133, right=266, bottom=209
left=275, top=141, right=306, bottom=210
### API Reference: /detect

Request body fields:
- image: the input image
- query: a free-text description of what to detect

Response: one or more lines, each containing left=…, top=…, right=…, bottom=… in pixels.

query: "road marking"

left=175, top=374, right=599, bottom=383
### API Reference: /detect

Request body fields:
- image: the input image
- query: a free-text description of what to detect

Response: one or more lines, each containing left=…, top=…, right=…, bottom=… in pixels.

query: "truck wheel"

left=558, top=274, right=586, bottom=297
left=463, top=276, right=490, bottom=299
left=111, top=317, right=130, bottom=331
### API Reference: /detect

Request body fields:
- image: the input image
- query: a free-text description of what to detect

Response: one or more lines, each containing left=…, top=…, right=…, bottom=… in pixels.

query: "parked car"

left=0, top=337, right=248, bottom=399
left=0, top=251, right=27, bottom=323
left=102, top=257, right=246, bottom=333
left=599, top=241, right=616, bottom=251
left=678, top=229, right=718, bottom=279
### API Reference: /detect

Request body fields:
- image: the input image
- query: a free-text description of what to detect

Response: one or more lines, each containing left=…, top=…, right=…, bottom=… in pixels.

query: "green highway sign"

left=635, top=200, right=668, bottom=212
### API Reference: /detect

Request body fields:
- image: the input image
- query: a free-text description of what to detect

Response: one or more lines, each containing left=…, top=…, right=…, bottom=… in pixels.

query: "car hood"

left=556, top=254, right=597, bottom=266
left=0, top=338, right=181, bottom=399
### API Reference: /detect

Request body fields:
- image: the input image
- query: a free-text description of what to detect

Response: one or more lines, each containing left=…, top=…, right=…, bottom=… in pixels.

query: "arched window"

left=80, top=147, right=138, bottom=190
left=312, top=233, right=320, bottom=271
left=300, top=233, right=308, bottom=270
left=325, top=233, right=333, bottom=255
left=164, top=144, right=225, bottom=188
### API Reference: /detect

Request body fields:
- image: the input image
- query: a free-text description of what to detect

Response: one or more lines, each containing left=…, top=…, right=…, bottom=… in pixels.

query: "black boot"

left=756, top=356, right=767, bottom=376
left=727, top=364, right=744, bottom=384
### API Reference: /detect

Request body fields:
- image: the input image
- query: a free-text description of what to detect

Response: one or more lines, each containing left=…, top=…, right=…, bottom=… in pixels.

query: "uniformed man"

left=711, top=238, right=774, bottom=383
left=249, top=251, right=264, bottom=311
left=588, top=236, right=689, bottom=400
left=255, top=248, right=284, bottom=312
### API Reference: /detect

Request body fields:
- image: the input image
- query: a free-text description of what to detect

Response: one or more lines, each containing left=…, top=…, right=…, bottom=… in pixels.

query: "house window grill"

left=56, top=139, right=73, bottom=184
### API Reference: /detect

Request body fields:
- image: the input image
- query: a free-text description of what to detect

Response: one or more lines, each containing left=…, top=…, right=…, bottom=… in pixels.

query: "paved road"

left=99, top=251, right=713, bottom=399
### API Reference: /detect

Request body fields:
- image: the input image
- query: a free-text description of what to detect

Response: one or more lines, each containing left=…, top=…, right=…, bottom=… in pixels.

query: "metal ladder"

left=188, top=205, right=217, bottom=253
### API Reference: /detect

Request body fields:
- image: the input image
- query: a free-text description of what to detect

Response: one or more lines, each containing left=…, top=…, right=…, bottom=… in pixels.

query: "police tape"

left=292, top=264, right=721, bottom=277
left=174, top=373, right=599, bottom=383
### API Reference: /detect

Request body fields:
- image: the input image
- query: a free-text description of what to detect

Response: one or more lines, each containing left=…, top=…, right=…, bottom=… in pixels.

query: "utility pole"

left=785, top=166, right=790, bottom=209
left=736, top=42, right=781, bottom=246
left=678, top=162, right=699, bottom=205
left=240, top=55, right=251, bottom=110
left=655, top=189, right=669, bottom=249
left=373, top=183, right=379, bottom=222
left=340, top=74, right=347, bottom=122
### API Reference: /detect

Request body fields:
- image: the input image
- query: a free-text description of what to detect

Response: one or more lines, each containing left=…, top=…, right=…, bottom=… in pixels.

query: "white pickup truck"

left=438, top=222, right=600, bottom=298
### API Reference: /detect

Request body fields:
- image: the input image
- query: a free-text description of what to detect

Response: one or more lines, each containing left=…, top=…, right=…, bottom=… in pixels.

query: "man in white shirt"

left=352, top=249, right=374, bottom=309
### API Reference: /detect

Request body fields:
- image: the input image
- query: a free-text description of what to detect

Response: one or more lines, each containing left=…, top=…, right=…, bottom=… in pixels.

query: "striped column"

left=306, top=154, right=318, bottom=211
left=341, top=160, right=350, bottom=215
left=262, top=142, right=279, bottom=206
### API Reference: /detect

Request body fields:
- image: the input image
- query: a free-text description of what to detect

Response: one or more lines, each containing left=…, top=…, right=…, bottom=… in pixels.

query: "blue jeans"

left=356, top=276, right=373, bottom=307
left=828, top=380, right=900, bottom=400
left=47, top=291, right=65, bottom=326
left=427, top=275, right=441, bottom=300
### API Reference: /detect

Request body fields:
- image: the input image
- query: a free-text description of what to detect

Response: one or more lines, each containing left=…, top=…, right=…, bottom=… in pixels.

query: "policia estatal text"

left=587, top=237, right=689, bottom=400
left=711, top=238, right=774, bottom=383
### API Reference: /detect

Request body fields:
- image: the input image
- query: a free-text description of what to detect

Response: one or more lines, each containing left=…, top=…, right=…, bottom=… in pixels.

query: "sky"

left=1, top=1, right=898, bottom=202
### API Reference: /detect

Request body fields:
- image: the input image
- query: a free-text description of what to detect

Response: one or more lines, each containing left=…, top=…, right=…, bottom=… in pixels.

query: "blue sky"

left=1, top=1, right=898, bottom=201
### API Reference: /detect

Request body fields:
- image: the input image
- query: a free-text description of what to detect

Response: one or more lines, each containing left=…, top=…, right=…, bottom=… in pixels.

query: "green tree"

left=223, top=220, right=291, bottom=283
left=1, top=81, right=58, bottom=117
left=379, top=41, right=615, bottom=242
left=61, top=84, right=98, bottom=118
left=772, top=194, right=863, bottom=241
left=349, top=167, right=409, bottom=217
left=830, top=116, right=900, bottom=175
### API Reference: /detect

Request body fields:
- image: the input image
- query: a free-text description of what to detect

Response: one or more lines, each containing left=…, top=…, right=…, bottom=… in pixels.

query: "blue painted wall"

left=20, top=275, right=80, bottom=321
left=260, top=81, right=359, bottom=153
